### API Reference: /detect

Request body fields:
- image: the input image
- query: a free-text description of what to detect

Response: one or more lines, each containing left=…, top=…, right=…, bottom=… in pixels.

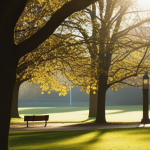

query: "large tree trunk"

left=11, top=80, right=22, bottom=118
left=0, top=49, right=18, bottom=150
left=95, top=74, right=108, bottom=123
left=0, top=1, right=28, bottom=149
left=89, top=90, right=97, bottom=117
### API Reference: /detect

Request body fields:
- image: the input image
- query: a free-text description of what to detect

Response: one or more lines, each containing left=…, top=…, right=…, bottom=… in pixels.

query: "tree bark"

left=89, top=90, right=97, bottom=117
left=0, top=46, right=19, bottom=150
left=0, top=1, right=24, bottom=148
left=95, top=74, right=108, bottom=123
left=11, top=80, right=22, bottom=118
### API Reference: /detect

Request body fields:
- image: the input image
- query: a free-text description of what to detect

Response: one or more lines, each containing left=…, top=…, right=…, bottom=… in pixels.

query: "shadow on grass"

left=9, top=130, right=108, bottom=149
left=81, top=117, right=96, bottom=123
left=9, top=128, right=150, bottom=150
left=105, top=105, right=144, bottom=115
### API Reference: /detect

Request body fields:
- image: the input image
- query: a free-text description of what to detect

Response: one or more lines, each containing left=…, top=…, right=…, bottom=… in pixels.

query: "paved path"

left=9, top=122, right=150, bottom=132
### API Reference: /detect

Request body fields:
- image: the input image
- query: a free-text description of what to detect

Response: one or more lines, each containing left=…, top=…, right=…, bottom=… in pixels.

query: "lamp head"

left=143, top=72, right=149, bottom=90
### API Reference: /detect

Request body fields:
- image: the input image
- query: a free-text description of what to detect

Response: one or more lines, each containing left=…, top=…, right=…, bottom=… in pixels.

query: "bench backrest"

left=24, top=115, right=49, bottom=121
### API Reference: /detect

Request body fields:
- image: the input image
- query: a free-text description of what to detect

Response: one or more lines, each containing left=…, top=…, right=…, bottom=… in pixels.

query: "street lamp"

left=141, top=72, right=150, bottom=124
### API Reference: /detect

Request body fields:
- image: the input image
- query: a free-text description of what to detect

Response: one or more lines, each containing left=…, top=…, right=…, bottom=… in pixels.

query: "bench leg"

left=27, top=121, right=28, bottom=127
left=45, top=120, right=47, bottom=127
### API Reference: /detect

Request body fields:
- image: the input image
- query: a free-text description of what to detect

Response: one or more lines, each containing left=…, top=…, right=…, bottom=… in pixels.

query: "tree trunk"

left=0, top=46, right=18, bottom=149
left=11, top=80, right=22, bottom=118
left=95, top=74, right=108, bottom=123
left=89, top=90, right=97, bottom=117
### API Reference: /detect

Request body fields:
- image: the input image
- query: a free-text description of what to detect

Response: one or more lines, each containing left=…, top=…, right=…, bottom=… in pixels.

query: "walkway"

left=9, top=122, right=150, bottom=132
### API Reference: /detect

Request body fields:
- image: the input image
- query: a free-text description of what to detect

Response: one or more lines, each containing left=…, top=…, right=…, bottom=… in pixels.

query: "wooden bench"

left=24, top=115, right=49, bottom=127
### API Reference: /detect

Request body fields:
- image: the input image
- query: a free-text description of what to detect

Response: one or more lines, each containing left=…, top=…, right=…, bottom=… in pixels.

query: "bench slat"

left=24, top=115, right=49, bottom=121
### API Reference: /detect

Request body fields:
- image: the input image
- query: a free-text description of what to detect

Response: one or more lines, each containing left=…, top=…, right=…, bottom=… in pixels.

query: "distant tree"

left=0, top=0, right=97, bottom=149
left=58, top=1, right=150, bottom=122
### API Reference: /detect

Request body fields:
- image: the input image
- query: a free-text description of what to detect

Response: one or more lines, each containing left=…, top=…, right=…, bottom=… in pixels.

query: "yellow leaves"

left=92, top=87, right=97, bottom=90
left=38, top=0, right=45, bottom=4
left=86, top=90, right=90, bottom=94
left=87, top=85, right=90, bottom=89
left=110, top=83, right=121, bottom=91
left=62, top=92, right=67, bottom=96
left=48, top=91, right=51, bottom=94
left=108, top=77, right=113, bottom=82
left=31, top=70, right=73, bottom=96
left=41, top=91, right=44, bottom=94
left=15, top=0, right=150, bottom=100
left=93, top=91, right=96, bottom=94
left=22, top=76, right=26, bottom=79
left=69, top=85, right=74, bottom=89
left=138, top=74, right=142, bottom=77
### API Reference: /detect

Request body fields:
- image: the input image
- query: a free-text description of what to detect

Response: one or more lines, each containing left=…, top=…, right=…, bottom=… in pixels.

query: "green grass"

left=9, top=128, right=150, bottom=150
left=11, top=105, right=148, bottom=123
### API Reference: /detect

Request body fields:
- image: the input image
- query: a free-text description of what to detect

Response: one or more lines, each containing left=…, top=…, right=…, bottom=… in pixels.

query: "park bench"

left=24, top=115, right=49, bottom=127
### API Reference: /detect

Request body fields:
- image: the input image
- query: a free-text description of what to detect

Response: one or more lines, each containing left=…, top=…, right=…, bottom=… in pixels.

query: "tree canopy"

left=51, top=0, right=150, bottom=122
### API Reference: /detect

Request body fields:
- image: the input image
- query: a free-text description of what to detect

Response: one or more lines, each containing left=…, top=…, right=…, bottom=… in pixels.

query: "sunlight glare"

left=137, top=0, right=150, bottom=6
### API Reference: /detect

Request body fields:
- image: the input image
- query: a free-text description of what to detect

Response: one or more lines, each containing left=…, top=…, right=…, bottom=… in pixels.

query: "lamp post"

left=141, top=72, right=150, bottom=124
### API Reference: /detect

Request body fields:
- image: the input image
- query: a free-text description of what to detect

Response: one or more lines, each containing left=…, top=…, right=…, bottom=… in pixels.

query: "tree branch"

left=115, top=18, right=150, bottom=40
left=16, top=0, right=98, bottom=58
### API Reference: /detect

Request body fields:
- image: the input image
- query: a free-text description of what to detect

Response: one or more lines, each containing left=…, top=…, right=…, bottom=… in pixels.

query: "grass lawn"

left=11, top=105, right=149, bottom=123
left=9, top=128, right=150, bottom=150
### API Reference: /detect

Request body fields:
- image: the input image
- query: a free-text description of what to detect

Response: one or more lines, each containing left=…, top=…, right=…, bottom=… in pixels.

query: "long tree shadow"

left=9, top=129, right=106, bottom=149
left=9, top=127, right=150, bottom=149
left=105, top=105, right=144, bottom=115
